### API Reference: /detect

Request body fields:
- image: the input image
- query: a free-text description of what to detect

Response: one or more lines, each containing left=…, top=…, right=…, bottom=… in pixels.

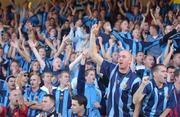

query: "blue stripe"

left=55, top=89, right=60, bottom=113
left=132, top=40, right=136, bottom=56
left=62, top=90, right=69, bottom=117
left=150, top=87, right=159, bottom=116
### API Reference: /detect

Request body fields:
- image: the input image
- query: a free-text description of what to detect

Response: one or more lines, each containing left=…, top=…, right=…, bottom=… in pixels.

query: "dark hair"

left=85, top=68, right=95, bottom=77
left=6, top=75, right=16, bottom=82
left=167, top=66, right=175, bottom=70
left=174, top=69, right=180, bottom=77
left=150, top=24, right=159, bottom=31
left=44, top=94, right=55, bottom=103
left=72, top=95, right=87, bottom=107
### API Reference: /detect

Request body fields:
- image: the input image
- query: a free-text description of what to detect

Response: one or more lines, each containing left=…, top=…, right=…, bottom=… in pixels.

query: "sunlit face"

left=118, top=51, right=132, bottom=70
left=121, top=20, right=129, bottom=32
left=155, top=66, right=167, bottom=83
left=85, top=70, right=96, bottom=84
left=30, top=75, right=41, bottom=88
left=59, top=72, right=70, bottom=86
left=132, top=29, right=141, bottom=39
left=32, top=61, right=40, bottom=72
left=9, top=90, right=22, bottom=106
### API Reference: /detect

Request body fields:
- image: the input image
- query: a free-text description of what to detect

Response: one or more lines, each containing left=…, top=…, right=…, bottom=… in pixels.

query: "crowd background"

left=0, top=0, right=179, bottom=117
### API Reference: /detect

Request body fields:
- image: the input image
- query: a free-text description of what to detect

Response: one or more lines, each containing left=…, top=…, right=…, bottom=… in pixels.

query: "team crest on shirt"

left=120, top=82, right=127, bottom=90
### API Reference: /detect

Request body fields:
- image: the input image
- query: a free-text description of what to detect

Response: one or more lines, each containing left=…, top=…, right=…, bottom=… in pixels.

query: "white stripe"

left=118, top=77, right=129, bottom=117
left=108, top=65, right=118, bottom=116
left=163, top=87, right=168, bottom=110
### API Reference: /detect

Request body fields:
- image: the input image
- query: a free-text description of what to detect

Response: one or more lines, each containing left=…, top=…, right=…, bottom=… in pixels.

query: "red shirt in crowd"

left=0, top=105, right=28, bottom=117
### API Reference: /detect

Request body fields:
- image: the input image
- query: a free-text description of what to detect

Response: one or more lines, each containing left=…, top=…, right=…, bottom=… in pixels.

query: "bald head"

left=118, top=50, right=132, bottom=73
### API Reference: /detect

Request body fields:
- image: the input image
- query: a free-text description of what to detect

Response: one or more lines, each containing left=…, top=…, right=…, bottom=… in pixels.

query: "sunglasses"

left=24, top=74, right=29, bottom=77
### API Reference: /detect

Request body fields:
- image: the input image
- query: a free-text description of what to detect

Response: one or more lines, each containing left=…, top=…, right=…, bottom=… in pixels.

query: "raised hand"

left=91, top=24, right=100, bottom=36
left=117, top=1, right=122, bottom=8
left=109, top=38, right=115, bottom=47
left=142, top=76, right=150, bottom=86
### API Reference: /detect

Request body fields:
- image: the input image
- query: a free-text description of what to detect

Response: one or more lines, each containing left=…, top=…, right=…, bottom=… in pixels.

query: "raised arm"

left=28, top=40, right=45, bottom=69
left=64, top=44, right=72, bottom=67
left=133, top=76, right=149, bottom=104
left=164, top=44, right=174, bottom=66
left=117, top=2, right=126, bottom=17
left=98, top=36, right=106, bottom=58
left=12, top=41, right=31, bottom=62
left=124, top=0, right=129, bottom=12
left=89, top=24, right=103, bottom=67
left=144, top=1, right=151, bottom=17
left=53, top=35, right=69, bottom=58
left=87, top=3, right=92, bottom=18
left=105, top=38, right=115, bottom=61
left=77, top=52, right=86, bottom=96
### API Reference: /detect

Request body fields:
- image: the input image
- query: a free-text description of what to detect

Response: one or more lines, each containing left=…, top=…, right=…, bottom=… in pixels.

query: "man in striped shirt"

left=24, top=74, right=47, bottom=117
left=89, top=24, right=141, bottom=117
left=133, top=64, right=176, bottom=117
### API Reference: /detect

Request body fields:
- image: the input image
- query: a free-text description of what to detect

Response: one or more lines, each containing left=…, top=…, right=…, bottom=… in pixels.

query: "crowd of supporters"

left=0, top=0, right=179, bottom=117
